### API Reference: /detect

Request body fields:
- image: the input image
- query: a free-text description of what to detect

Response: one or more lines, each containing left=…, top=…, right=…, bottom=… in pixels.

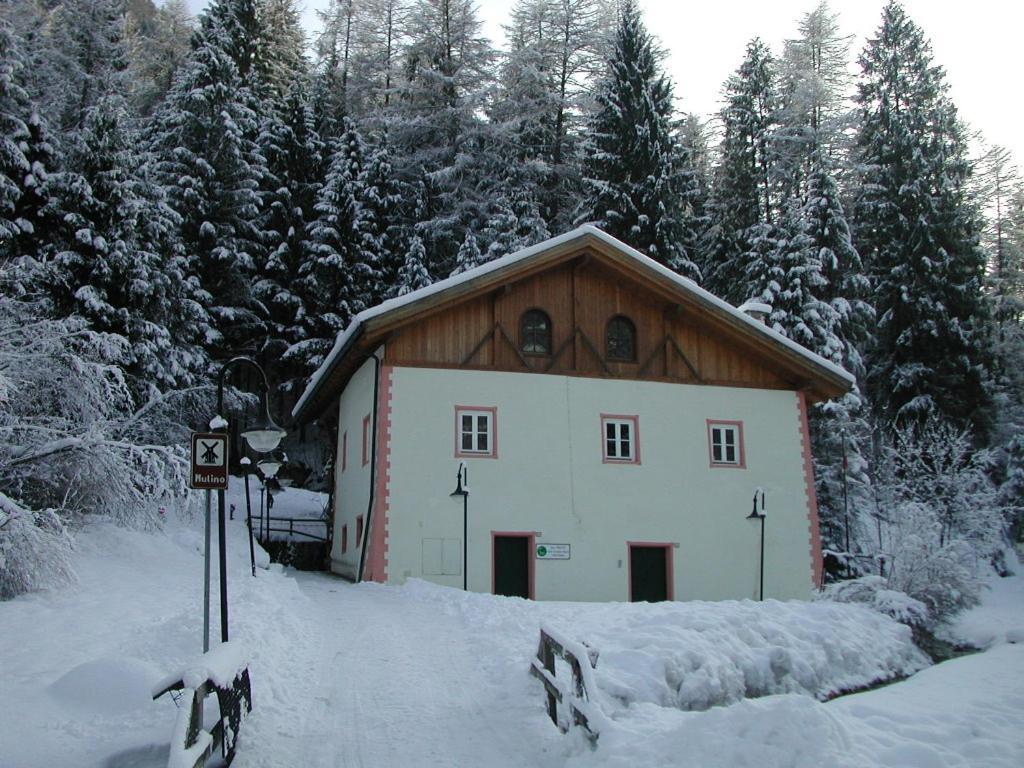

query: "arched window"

left=520, top=309, right=552, bottom=356
left=606, top=315, right=636, bottom=362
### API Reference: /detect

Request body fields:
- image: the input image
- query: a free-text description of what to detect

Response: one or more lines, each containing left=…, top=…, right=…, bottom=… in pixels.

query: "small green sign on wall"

left=535, top=543, right=570, bottom=560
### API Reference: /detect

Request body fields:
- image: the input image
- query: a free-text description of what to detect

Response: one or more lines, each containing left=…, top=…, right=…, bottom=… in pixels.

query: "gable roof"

left=292, top=225, right=855, bottom=423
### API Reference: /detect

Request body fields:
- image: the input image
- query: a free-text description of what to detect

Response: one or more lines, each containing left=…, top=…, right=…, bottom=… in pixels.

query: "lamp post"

left=257, top=452, right=284, bottom=483
left=211, top=357, right=286, bottom=644
left=258, top=452, right=285, bottom=535
left=747, top=488, right=766, bottom=601
left=450, top=462, right=469, bottom=591
left=240, top=457, right=257, bottom=577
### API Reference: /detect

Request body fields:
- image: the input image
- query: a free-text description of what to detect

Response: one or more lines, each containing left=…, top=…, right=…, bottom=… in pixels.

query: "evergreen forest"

left=1, top=0, right=1021, bottom=620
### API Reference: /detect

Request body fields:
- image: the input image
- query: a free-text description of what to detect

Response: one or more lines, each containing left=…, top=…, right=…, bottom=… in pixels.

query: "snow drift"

left=399, top=579, right=929, bottom=714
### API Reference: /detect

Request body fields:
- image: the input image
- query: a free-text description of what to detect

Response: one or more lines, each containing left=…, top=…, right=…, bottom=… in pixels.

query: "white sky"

left=181, top=0, right=1024, bottom=162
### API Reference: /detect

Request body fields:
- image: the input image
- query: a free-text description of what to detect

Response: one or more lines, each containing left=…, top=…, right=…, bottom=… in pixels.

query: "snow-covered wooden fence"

left=152, top=642, right=253, bottom=768
left=529, top=626, right=604, bottom=740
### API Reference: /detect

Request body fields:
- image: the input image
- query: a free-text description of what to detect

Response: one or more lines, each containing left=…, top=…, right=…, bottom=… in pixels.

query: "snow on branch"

left=0, top=290, right=199, bottom=598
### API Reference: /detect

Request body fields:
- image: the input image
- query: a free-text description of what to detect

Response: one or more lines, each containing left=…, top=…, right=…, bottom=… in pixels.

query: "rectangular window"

left=362, top=415, right=370, bottom=466
left=454, top=406, right=497, bottom=458
left=707, top=420, right=745, bottom=468
left=341, top=524, right=348, bottom=554
left=356, top=515, right=364, bottom=547
left=341, top=431, right=348, bottom=473
left=601, top=415, right=640, bottom=464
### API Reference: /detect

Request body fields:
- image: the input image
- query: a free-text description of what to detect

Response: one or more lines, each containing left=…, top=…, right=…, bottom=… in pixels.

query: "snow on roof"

left=293, top=225, right=854, bottom=420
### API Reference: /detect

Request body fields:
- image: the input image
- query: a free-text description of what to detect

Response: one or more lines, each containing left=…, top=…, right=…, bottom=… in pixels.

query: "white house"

left=292, top=226, right=853, bottom=602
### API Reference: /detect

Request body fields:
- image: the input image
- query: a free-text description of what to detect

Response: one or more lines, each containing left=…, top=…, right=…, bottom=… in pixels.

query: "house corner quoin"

left=796, top=391, right=824, bottom=589
left=364, top=365, right=395, bottom=583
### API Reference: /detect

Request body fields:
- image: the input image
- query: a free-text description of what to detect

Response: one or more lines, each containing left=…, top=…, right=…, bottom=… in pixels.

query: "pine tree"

left=394, top=234, right=432, bottom=296
left=3, top=109, right=64, bottom=266
left=481, top=181, right=551, bottom=261
left=256, top=0, right=308, bottom=105
left=306, top=119, right=373, bottom=322
left=27, top=0, right=130, bottom=136
left=674, top=114, right=712, bottom=276
left=125, top=0, right=194, bottom=115
left=389, top=0, right=494, bottom=273
left=50, top=97, right=207, bottom=390
left=488, top=13, right=555, bottom=243
left=295, top=118, right=380, bottom=378
left=358, top=136, right=407, bottom=304
left=577, top=0, right=696, bottom=279
left=854, top=1, right=992, bottom=428
left=975, top=144, right=1024, bottom=337
left=747, top=198, right=840, bottom=358
left=498, top=0, right=612, bottom=230
left=255, top=79, right=324, bottom=375
left=196, top=0, right=262, bottom=87
left=148, top=4, right=268, bottom=355
left=313, top=0, right=360, bottom=129
left=775, top=1, right=853, bottom=199
left=702, top=38, right=777, bottom=301
left=451, top=230, right=482, bottom=276
left=0, top=22, right=31, bottom=247
left=804, top=162, right=872, bottom=376
left=973, top=147, right=1024, bottom=529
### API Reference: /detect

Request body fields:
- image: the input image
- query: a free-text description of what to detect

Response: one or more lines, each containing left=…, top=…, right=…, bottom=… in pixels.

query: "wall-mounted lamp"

left=450, top=462, right=469, bottom=591
left=747, top=488, right=766, bottom=601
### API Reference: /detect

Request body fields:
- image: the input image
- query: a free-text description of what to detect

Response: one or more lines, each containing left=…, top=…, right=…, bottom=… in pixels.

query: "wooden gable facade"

left=294, top=229, right=851, bottom=423
left=385, top=253, right=797, bottom=393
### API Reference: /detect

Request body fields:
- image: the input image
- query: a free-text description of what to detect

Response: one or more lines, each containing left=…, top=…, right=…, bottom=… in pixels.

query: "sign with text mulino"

left=190, top=432, right=229, bottom=490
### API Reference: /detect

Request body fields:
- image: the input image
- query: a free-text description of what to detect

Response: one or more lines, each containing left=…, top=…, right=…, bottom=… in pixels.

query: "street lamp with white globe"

left=208, top=357, right=287, bottom=646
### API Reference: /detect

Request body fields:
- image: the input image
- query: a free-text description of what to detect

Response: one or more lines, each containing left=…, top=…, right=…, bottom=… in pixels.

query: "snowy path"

left=1, top=512, right=1022, bottom=768
left=235, top=573, right=565, bottom=768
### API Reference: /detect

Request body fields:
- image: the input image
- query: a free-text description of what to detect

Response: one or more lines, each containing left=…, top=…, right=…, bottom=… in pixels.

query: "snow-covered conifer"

left=256, top=80, right=325, bottom=367
left=481, top=183, right=551, bottom=261
left=451, top=230, right=482, bottom=277
left=703, top=38, right=777, bottom=301
left=0, top=22, right=31, bottom=246
left=2, top=109, right=64, bottom=267
left=499, top=0, right=612, bottom=229
left=358, top=137, right=407, bottom=304
left=21, top=0, right=130, bottom=136
left=577, top=0, right=697, bottom=279
left=853, top=1, right=992, bottom=427
left=148, top=7, right=268, bottom=355
left=46, top=97, right=207, bottom=390
left=674, top=115, right=712, bottom=278
left=293, top=119, right=380, bottom=380
left=125, top=0, right=195, bottom=115
left=774, top=1, right=853, bottom=198
left=389, top=0, right=494, bottom=273
left=256, top=0, right=308, bottom=105
left=394, top=235, right=432, bottom=297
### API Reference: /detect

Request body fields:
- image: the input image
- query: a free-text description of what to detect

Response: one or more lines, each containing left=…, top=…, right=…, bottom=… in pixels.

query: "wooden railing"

left=256, top=514, right=330, bottom=543
left=153, top=654, right=252, bottom=767
left=529, top=626, right=601, bottom=740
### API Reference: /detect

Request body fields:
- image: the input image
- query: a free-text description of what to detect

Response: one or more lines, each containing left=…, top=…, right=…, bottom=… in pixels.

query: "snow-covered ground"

left=1, top=500, right=1021, bottom=768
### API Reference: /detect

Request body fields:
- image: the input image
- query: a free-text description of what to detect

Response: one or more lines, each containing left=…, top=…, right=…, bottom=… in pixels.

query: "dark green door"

left=630, top=545, right=668, bottom=602
left=494, top=536, right=530, bottom=598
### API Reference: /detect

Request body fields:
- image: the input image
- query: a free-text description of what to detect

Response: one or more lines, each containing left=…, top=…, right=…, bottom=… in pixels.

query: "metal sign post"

left=190, top=433, right=229, bottom=653
left=203, top=490, right=211, bottom=653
